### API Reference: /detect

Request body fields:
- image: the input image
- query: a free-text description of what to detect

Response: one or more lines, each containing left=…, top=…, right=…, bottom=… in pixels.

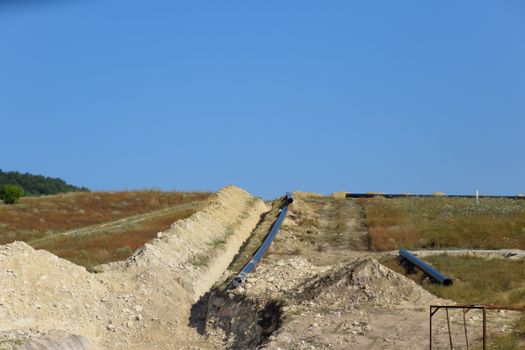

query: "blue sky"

left=1, top=1, right=524, bottom=198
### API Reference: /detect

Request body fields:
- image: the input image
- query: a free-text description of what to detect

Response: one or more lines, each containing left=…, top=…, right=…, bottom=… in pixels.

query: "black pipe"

left=231, top=192, right=293, bottom=288
left=346, top=193, right=525, bottom=200
left=399, top=248, right=453, bottom=286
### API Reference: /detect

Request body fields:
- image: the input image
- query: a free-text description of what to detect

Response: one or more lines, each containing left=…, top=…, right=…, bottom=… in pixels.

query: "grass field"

left=357, top=197, right=525, bottom=251
left=382, top=255, right=525, bottom=349
left=382, top=255, right=525, bottom=306
left=0, top=190, right=211, bottom=268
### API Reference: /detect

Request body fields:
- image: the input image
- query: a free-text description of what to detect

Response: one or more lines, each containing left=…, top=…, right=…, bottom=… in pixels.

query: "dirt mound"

left=0, top=186, right=269, bottom=349
left=294, top=258, right=435, bottom=307
left=121, top=185, right=268, bottom=300
left=234, top=256, right=434, bottom=306
left=0, top=242, right=107, bottom=337
left=205, top=256, right=439, bottom=349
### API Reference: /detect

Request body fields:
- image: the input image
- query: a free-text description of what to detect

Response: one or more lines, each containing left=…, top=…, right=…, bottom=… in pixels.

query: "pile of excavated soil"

left=0, top=242, right=108, bottom=349
left=0, top=186, right=268, bottom=350
left=207, top=257, right=443, bottom=349
left=292, top=258, right=437, bottom=307
left=236, top=257, right=435, bottom=306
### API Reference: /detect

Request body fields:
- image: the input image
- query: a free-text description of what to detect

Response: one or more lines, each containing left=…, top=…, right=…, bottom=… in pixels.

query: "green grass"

left=207, top=237, right=227, bottom=249
left=358, top=197, right=525, bottom=250
left=190, top=254, right=210, bottom=268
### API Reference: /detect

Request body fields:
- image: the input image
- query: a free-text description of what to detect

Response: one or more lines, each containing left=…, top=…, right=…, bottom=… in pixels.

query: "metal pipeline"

left=399, top=248, right=453, bottom=286
left=231, top=192, right=293, bottom=288
left=284, top=192, right=293, bottom=205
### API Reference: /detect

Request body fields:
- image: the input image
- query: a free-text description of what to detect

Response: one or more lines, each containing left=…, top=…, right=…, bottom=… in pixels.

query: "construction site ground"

left=0, top=188, right=523, bottom=349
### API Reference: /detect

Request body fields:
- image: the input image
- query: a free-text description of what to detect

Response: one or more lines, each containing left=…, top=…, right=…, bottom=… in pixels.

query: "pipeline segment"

left=231, top=192, right=293, bottom=288
left=346, top=193, right=525, bottom=199
left=399, top=248, right=453, bottom=285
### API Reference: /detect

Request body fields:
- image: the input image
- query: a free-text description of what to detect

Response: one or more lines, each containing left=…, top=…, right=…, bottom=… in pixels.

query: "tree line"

left=0, top=169, right=89, bottom=197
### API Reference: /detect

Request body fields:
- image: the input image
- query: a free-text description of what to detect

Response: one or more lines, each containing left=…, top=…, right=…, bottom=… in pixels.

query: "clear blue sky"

left=1, top=1, right=524, bottom=198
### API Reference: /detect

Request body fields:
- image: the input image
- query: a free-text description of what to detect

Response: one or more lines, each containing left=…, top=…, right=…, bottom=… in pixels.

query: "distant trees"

left=0, top=169, right=89, bottom=197
left=0, top=184, right=24, bottom=204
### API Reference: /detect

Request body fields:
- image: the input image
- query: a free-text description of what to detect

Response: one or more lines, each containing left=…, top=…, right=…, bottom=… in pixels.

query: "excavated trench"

left=188, top=197, right=288, bottom=349
left=188, top=274, right=285, bottom=349
left=206, top=293, right=283, bottom=349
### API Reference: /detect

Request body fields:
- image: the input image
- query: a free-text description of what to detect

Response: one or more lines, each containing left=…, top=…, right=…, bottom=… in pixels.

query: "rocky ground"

left=0, top=189, right=521, bottom=349
left=203, top=192, right=521, bottom=350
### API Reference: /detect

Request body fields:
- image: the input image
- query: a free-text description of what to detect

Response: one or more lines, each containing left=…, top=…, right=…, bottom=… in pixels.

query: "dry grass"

left=357, top=197, right=525, bottom=250
left=382, top=255, right=525, bottom=307
left=489, top=316, right=525, bottom=350
left=32, top=205, right=198, bottom=270
left=0, top=190, right=210, bottom=244
left=0, top=190, right=211, bottom=269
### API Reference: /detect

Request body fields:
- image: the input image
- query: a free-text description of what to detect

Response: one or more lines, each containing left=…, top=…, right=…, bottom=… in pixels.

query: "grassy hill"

left=0, top=190, right=211, bottom=269
left=0, top=169, right=89, bottom=196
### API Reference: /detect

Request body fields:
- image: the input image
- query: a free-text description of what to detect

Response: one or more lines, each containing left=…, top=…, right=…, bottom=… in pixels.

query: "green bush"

left=0, top=184, right=24, bottom=204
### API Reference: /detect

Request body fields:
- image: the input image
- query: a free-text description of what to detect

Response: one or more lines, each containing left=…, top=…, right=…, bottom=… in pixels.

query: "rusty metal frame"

left=429, top=304, right=525, bottom=350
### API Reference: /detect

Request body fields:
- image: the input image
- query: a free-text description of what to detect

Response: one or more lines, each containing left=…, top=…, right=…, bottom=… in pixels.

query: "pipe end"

left=230, top=276, right=245, bottom=289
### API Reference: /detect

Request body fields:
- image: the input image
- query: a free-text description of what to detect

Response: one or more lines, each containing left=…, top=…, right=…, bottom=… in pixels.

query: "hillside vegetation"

left=0, top=190, right=211, bottom=269
left=358, top=197, right=525, bottom=250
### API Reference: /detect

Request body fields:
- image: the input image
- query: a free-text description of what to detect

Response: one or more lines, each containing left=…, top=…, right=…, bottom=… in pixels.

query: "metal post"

left=429, top=306, right=432, bottom=350
left=446, top=308, right=453, bottom=349
left=429, top=304, right=524, bottom=350
left=483, top=307, right=487, bottom=350
left=463, top=308, right=470, bottom=350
